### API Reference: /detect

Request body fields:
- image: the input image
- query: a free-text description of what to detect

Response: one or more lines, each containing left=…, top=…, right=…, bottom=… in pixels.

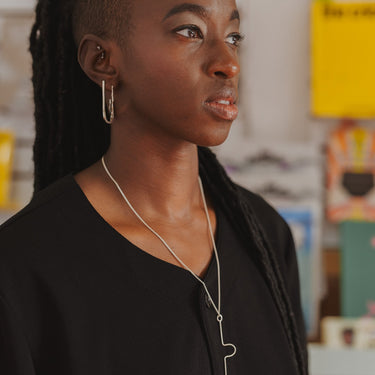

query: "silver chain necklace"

left=101, top=156, right=237, bottom=375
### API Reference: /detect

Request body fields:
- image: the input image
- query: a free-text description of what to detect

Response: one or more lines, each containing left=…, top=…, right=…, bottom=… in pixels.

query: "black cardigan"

left=0, top=173, right=307, bottom=374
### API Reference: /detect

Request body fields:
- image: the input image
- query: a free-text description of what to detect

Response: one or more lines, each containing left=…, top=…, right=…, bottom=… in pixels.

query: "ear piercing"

left=97, top=45, right=105, bottom=60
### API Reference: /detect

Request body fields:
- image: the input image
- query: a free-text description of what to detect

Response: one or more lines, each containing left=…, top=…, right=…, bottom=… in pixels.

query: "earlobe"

left=77, top=34, right=117, bottom=88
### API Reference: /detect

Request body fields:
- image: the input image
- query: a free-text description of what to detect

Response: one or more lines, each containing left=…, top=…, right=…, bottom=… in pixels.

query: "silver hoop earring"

left=102, top=80, right=115, bottom=125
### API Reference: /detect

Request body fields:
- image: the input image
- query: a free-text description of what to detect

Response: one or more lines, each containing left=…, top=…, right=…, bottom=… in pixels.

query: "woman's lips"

left=203, top=100, right=239, bottom=121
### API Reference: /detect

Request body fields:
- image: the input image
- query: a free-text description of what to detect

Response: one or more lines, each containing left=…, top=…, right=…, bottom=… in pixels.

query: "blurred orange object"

left=0, top=130, right=15, bottom=207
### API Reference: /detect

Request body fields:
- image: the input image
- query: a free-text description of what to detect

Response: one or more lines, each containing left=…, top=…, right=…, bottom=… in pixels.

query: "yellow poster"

left=311, top=1, right=375, bottom=118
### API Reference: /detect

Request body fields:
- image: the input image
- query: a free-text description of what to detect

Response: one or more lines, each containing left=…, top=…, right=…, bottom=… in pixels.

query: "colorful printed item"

left=327, top=121, right=375, bottom=221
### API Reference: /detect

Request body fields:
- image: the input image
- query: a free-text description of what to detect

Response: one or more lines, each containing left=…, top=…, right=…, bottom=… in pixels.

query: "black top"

left=0, top=174, right=306, bottom=375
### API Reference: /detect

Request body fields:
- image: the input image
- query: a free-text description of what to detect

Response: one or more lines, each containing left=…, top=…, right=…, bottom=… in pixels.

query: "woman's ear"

left=77, top=34, right=118, bottom=89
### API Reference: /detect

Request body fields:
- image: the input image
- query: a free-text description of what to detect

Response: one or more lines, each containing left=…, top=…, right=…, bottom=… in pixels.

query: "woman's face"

left=116, top=0, right=241, bottom=147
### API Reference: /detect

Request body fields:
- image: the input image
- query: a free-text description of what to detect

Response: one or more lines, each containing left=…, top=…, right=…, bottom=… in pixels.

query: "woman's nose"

left=205, top=41, right=240, bottom=79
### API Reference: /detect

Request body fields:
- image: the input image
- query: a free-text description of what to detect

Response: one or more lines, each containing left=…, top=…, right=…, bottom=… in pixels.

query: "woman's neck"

left=103, top=128, right=202, bottom=221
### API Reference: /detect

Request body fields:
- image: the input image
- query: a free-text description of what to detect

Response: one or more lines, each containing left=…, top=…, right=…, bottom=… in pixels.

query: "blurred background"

left=1, top=0, right=375, bottom=374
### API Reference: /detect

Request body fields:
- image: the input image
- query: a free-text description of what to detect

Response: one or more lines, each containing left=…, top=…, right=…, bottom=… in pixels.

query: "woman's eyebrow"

left=163, top=3, right=208, bottom=21
left=162, top=3, right=240, bottom=23
left=230, top=9, right=240, bottom=22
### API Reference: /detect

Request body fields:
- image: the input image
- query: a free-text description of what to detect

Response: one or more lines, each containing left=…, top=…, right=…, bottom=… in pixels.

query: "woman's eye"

left=175, top=25, right=203, bottom=39
left=226, top=33, right=245, bottom=47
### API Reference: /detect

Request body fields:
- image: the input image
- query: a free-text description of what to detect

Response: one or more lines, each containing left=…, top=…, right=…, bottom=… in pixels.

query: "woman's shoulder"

left=234, top=183, right=290, bottom=232
left=232, top=183, right=294, bottom=264
left=0, top=174, right=77, bottom=243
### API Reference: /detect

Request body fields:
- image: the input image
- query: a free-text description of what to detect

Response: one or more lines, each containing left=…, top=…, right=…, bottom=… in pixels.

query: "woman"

left=0, top=0, right=308, bottom=374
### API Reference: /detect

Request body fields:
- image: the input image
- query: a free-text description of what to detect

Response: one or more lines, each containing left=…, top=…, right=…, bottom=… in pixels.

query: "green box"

left=340, top=221, right=375, bottom=317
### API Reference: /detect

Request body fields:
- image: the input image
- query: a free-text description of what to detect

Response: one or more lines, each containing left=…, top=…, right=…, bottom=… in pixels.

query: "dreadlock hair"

left=29, top=0, right=132, bottom=192
left=29, top=1, right=307, bottom=374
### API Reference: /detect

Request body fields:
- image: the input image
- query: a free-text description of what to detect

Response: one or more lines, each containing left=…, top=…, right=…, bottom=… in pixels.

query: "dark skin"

left=75, top=0, right=241, bottom=278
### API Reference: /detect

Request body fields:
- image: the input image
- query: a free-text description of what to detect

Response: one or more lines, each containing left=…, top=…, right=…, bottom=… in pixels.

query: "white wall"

left=0, top=0, right=35, bottom=13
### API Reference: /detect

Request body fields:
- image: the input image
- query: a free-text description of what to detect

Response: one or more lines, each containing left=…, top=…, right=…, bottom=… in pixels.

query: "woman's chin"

left=199, top=113, right=237, bottom=146
left=196, top=129, right=232, bottom=148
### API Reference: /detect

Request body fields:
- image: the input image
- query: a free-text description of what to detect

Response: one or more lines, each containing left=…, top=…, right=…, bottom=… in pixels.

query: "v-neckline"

left=67, top=172, right=222, bottom=283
